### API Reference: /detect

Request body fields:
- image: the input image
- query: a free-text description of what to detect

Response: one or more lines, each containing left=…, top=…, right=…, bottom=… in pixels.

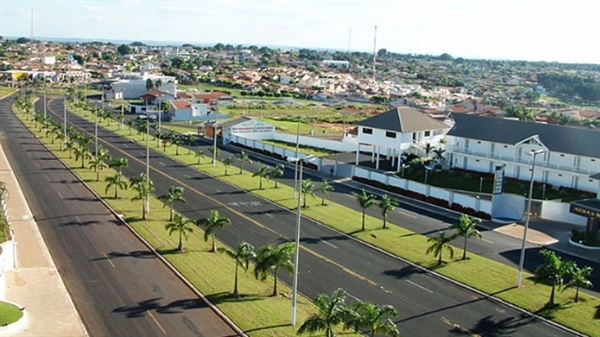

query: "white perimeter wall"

left=540, top=200, right=587, bottom=226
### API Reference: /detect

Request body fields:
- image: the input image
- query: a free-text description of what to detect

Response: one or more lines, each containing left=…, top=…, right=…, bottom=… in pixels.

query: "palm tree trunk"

left=211, top=234, right=216, bottom=252
left=462, top=237, right=468, bottom=260
left=361, top=211, right=366, bottom=231
left=383, top=216, right=387, bottom=229
left=178, top=231, right=183, bottom=251
left=575, top=287, right=579, bottom=303
left=169, top=206, right=173, bottom=221
left=321, top=196, right=325, bottom=206
left=142, top=204, right=146, bottom=220
left=114, top=186, right=118, bottom=199
left=438, top=251, right=443, bottom=265
left=549, top=285, right=556, bottom=307
left=233, top=262, right=239, bottom=298
left=272, top=268, right=278, bottom=296
left=303, top=193, right=307, bottom=208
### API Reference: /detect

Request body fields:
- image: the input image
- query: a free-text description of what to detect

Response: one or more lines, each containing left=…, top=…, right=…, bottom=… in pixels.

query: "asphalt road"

left=40, top=96, right=582, bottom=336
left=0, top=96, right=240, bottom=336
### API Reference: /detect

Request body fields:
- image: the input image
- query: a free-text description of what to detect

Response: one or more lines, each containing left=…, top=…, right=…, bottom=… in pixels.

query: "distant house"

left=446, top=113, right=600, bottom=193
left=349, top=107, right=449, bottom=170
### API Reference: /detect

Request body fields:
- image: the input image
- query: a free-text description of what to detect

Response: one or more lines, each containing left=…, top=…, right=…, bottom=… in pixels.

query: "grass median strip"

left=0, top=301, right=23, bottom=327
left=13, top=104, right=360, bottom=337
left=61, top=103, right=600, bottom=336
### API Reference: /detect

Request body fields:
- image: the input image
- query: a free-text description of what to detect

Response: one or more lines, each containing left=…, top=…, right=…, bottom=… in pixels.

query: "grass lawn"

left=15, top=104, right=355, bottom=337
left=23, top=103, right=600, bottom=336
left=259, top=139, right=338, bottom=157
left=0, top=86, right=18, bottom=97
left=0, top=301, right=23, bottom=326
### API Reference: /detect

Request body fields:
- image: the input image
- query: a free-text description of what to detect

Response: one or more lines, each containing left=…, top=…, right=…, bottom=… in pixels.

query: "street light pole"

left=293, top=121, right=300, bottom=199
left=290, top=157, right=304, bottom=326
left=63, top=95, right=67, bottom=140
left=146, top=101, right=150, bottom=216
left=43, top=86, right=47, bottom=133
left=516, top=149, right=545, bottom=287
left=212, top=122, right=218, bottom=167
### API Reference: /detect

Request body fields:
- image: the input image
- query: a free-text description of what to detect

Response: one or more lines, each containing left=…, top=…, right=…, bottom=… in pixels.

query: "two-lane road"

left=43, top=97, right=579, bottom=336
left=1, top=96, right=240, bottom=336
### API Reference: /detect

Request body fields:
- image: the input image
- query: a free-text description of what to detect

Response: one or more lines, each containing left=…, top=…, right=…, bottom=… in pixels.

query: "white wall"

left=540, top=200, right=587, bottom=226
left=274, top=133, right=357, bottom=152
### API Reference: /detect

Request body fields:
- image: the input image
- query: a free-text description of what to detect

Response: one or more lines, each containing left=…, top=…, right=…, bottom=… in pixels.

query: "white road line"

left=265, top=213, right=273, bottom=217
left=159, top=162, right=165, bottom=166
left=321, top=240, right=338, bottom=249
left=398, top=210, right=417, bottom=219
left=184, top=174, right=191, bottom=178
left=482, top=238, right=493, bottom=244
left=406, top=279, right=433, bottom=293
left=346, top=292, right=361, bottom=302
left=57, top=191, right=63, bottom=199
left=215, top=189, right=221, bottom=193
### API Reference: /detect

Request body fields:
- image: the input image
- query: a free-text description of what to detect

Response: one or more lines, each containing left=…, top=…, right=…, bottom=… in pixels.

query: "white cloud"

left=85, top=5, right=104, bottom=13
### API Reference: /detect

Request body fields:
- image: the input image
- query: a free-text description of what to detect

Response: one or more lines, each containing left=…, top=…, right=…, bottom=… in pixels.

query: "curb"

left=0, top=300, right=28, bottom=335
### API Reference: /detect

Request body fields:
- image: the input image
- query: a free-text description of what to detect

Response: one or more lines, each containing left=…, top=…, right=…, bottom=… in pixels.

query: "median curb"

left=0, top=300, right=28, bottom=335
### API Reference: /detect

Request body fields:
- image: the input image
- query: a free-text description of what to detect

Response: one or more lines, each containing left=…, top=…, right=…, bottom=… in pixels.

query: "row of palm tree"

left=297, top=288, right=399, bottom=337
left=352, top=189, right=399, bottom=231
left=426, top=214, right=483, bottom=265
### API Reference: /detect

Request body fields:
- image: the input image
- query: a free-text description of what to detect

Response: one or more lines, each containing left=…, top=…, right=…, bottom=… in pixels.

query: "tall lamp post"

left=145, top=101, right=150, bottom=216
left=287, top=154, right=314, bottom=326
left=63, top=95, right=67, bottom=140
left=212, top=122, right=218, bottom=167
left=293, top=121, right=300, bottom=199
left=516, top=149, right=545, bottom=287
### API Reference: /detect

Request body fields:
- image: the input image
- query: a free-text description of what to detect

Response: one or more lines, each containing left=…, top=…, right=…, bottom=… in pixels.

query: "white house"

left=168, top=99, right=211, bottom=122
left=350, top=107, right=449, bottom=170
left=42, top=55, right=56, bottom=65
left=446, top=113, right=600, bottom=193
left=107, top=74, right=177, bottom=99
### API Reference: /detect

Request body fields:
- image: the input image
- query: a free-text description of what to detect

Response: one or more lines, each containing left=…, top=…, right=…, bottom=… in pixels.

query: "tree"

left=197, top=209, right=231, bottom=252
left=219, top=241, right=255, bottom=298
left=426, top=231, right=454, bottom=266
left=347, top=301, right=399, bottom=337
left=352, top=189, right=377, bottom=231
left=88, top=146, right=111, bottom=182
left=424, top=142, right=434, bottom=158
left=130, top=172, right=154, bottom=220
left=109, top=157, right=128, bottom=174
left=433, top=148, right=446, bottom=163
left=318, top=179, right=334, bottom=206
left=253, top=163, right=270, bottom=190
left=254, top=242, right=294, bottom=297
left=268, top=164, right=284, bottom=188
left=74, top=146, right=91, bottom=169
left=301, top=178, right=315, bottom=208
left=235, top=151, right=252, bottom=174
left=449, top=214, right=482, bottom=260
left=194, top=149, right=205, bottom=165
left=117, top=44, right=131, bottom=56
left=164, top=214, right=194, bottom=252
left=562, top=264, right=593, bottom=303
left=125, top=118, right=134, bottom=135
left=221, top=156, right=233, bottom=176
left=145, top=78, right=154, bottom=92
left=158, top=185, right=186, bottom=221
left=104, top=171, right=127, bottom=199
left=378, top=194, right=398, bottom=229
left=534, top=249, right=575, bottom=307
left=185, top=134, right=197, bottom=154
left=172, top=136, right=183, bottom=155
left=297, top=288, right=352, bottom=337
left=209, top=145, right=219, bottom=164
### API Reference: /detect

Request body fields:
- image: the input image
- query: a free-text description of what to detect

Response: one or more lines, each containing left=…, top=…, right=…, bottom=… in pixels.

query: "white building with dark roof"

left=446, top=113, right=600, bottom=193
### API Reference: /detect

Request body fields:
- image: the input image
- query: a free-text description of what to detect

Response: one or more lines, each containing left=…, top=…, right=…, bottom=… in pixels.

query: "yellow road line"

left=147, top=311, right=166, bottom=334
left=398, top=210, right=417, bottom=218
left=440, top=316, right=480, bottom=337
left=103, top=253, right=116, bottom=268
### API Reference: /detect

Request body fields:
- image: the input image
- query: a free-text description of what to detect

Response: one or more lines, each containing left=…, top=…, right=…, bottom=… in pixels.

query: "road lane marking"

left=265, top=213, right=273, bottom=217
left=321, top=240, right=338, bottom=249
left=52, top=108, right=393, bottom=296
left=398, top=210, right=417, bottom=218
left=103, top=253, right=116, bottom=268
left=184, top=174, right=191, bottom=178
left=482, top=238, right=493, bottom=244
left=159, top=162, right=165, bottom=166
left=57, top=191, right=63, bottom=199
left=440, top=317, right=480, bottom=337
left=406, top=279, right=433, bottom=293
left=147, top=311, right=167, bottom=335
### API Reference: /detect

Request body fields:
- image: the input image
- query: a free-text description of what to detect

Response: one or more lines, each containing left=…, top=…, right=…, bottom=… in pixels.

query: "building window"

left=504, top=145, right=508, bottom=148
left=558, top=174, right=563, bottom=177
left=475, top=159, right=480, bottom=162
left=592, top=159, right=596, bottom=162
left=362, top=128, right=372, bottom=135
left=560, top=154, right=564, bottom=157
left=385, top=131, right=396, bottom=138
left=424, top=131, right=431, bottom=137
left=477, top=141, right=481, bottom=144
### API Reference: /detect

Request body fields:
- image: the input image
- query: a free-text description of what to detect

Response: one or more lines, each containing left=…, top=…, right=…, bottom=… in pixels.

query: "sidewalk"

left=0, top=144, right=88, bottom=336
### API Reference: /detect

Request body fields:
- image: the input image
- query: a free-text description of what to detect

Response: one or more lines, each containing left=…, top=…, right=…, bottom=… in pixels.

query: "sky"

left=0, top=0, right=599, bottom=64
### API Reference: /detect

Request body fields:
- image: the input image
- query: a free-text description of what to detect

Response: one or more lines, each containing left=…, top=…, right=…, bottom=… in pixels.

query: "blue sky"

left=1, top=0, right=599, bottom=64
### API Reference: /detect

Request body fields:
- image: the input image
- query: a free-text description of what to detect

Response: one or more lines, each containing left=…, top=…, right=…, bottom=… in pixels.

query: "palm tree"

left=209, top=145, right=219, bottom=164
left=158, top=186, right=186, bottom=221
left=64, top=139, right=75, bottom=159
left=254, top=242, right=294, bottom=296
left=185, top=134, right=197, bottom=154
left=562, top=264, right=593, bottom=303
left=172, top=136, right=183, bottom=155
left=433, top=148, right=446, bottom=163
left=378, top=194, right=398, bottom=229
left=145, top=78, right=154, bottom=92
left=297, top=288, right=352, bottom=337
left=268, top=164, right=284, bottom=188
left=196, top=209, right=231, bottom=252
left=347, top=301, right=399, bottom=337
left=352, top=189, right=377, bottom=231
left=74, top=146, right=91, bottom=169
left=534, top=249, right=575, bottom=307
left=104, top=171, right=127, bottom=199
left=253, top=163, right=270, bottom=190
left=221, top=157, right=233, bottom=176
left=109, top=157, right=128, bottom=174
left=195, top=149, right=205, bottom=165
left=125, top=118, right=134, bottom=135
left=426, top=231, right=454, bottom=266
left=301, top=178, right=315, bottom=208
left=424, top=142, right=433, bottom=158
left=235, top=151, right=252, bottom=174
left=164, top=214, right=195, bottom=252
left=55, top=130, right=65, bottom=150
left=130, top=173, right=154, bottom=220
left=219, top=241, right=255, bottom=298
left=448, top=214, right=482, bottom=260
left=318, top=179, right=334, bottom=206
